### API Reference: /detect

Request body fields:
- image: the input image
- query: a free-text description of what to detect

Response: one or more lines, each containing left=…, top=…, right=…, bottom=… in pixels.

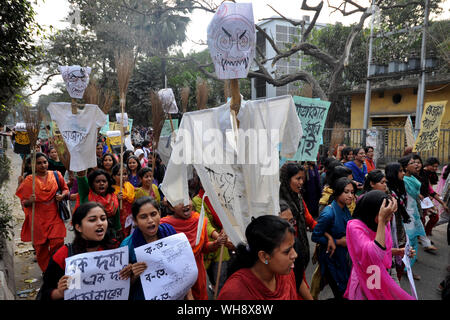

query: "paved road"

left=8, top=148, right=448, bottom=300
left=304, top=223, right=448, bottom=300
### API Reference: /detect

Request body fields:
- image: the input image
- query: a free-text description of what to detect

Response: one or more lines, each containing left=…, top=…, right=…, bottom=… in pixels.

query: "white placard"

left=207, top=2, right=255, bottom=79
left=402, top=236, right=418, bottom=300
left=134, top=233, right=198, bottom=300
left=64, top=246, right=130, bottom=300
left=158, top=88, right=179, bottom=114
left=106, top=130, right=121, bottom=138
left=420, top=197, right=434, bottom=209
left=116, top=113, right=129, bottom=127
left=59, top=65, right=91, bottom=99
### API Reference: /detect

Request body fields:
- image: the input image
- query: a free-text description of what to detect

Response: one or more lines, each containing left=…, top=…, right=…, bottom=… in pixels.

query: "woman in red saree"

left=218, top=215, right=299, bottom=300
left=74, top=169, right=122, bottom=240
left=161, top=199, right=227, bottom=300
left=15, top=152, right=68, bottom=272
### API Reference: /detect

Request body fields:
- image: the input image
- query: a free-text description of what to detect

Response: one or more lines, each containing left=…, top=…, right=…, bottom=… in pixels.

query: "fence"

left=320, top=128, right=450, bottom=167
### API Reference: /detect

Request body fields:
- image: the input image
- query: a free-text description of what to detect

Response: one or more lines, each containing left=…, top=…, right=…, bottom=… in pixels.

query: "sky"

left=29, top=0, right=450, bottom=102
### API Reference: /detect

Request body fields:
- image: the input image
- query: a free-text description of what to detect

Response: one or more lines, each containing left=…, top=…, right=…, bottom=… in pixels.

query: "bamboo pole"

left=30, top=150, right=36, bottom=248
left=213, top=78, right=241, bottom=300
left=119, top=96, right=125, bottom=210
left=213, top=243, right=225, bottom=300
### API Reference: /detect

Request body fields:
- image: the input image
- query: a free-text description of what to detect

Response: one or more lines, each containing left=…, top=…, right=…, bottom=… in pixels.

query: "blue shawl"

left=404, top=175, right=421, bottom=199
left=344, top=161, right=367, bottom=184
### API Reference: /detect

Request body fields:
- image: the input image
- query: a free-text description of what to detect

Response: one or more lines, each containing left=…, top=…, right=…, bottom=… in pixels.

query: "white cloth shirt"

left=48, top=102, right=107, bottom=172
left=160, top=95, right=302, bottom=245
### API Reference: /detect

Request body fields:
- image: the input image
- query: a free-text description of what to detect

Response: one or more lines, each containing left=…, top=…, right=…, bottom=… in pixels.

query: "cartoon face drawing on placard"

left=58, top=65, right=92, bottom=99
left=158, top=88, right=179, bottom=114
left=207, top=2, right=255, bottom=80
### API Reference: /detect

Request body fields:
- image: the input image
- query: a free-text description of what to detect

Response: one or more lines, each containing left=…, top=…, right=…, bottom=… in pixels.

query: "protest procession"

left=1, top=0, right=450, bottom=311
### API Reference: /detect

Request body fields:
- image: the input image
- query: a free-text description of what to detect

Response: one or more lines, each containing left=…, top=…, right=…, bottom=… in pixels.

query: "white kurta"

left=160, top=95, right=302, bottom=245
left=48, top=102, right=107, bottom=172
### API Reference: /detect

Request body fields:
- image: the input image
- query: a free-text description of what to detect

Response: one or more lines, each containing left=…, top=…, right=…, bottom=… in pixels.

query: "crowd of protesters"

left=10, top=123, right=450, bottom=300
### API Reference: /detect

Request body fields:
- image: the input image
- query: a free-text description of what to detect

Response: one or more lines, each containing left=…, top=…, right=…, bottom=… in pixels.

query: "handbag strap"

left=53, top=170, right=61, bottom=192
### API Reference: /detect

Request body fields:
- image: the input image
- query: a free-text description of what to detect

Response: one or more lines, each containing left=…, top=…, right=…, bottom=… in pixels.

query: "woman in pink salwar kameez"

left=344, top=190, right=415, bottom=300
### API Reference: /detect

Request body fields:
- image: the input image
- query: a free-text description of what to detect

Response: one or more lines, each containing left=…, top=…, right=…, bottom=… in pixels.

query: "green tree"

left=0, top=0, right=42, bottom=124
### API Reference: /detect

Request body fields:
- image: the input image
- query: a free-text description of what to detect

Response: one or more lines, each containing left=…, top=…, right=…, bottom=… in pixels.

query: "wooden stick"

left=168, top=114, right=175, bottom=133
left=71, top=99, right=78, bottom=114
left=119, top=96, right=125, bottom=210
left=30, top=150, right=36, bottom=248
left=213, top=244, right=225, bottom=300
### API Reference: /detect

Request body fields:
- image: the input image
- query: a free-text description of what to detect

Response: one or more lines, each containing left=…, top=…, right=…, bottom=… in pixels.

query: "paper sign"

left=59, top=65, right=91, bottom=99
left=207, top=2, right=256, bottom=79
left=420, top=197, right=434, bottom=209
left=366, top=128, right=378, bottom=149
left=116, top=113, right=128, bottom=127
left=134, top=233, right=198, bottom=300
left=161, top=119, right=179, bottom=137
left=64, top=246, right=130, bottom=300
left=285, top=96, right=330, bottom=162
left=15, top=122, right=27, bottom=132
left=404, top=115, right=416, bottom=147
left=413, top=100, right=447, bottom=152
left=100, top=115, right=110, bottom=135
left=402, top=236, right=418, bottom=300
left=158, top=88, right=179, bottom=114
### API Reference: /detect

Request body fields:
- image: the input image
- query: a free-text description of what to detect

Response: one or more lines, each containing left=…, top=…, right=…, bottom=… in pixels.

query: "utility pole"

left=362, top=0, right=377, bottom=145
left=415, top=0, right=430, bottom=133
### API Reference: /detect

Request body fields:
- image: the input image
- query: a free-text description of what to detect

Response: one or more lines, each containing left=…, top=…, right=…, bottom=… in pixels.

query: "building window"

left=255, top=76, right=266, bottom=98
left=256, top=29, right=266, bottom=58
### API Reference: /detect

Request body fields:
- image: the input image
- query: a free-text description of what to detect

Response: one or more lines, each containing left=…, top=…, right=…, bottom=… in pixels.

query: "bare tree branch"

left=301, top=0, right=324, bottom=40
left=255, top=24, right=280, bottom=55
left=25, top=73, right=59, bottom=97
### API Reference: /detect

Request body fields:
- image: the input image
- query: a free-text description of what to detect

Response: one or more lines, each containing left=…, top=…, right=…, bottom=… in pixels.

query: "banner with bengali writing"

left=404, top=115, right=416, bottom=147
left=134, top=233, right=198, bottom=300
left=284, top=96, right=330, bottom=162
left=64, top=246, right=130, bottom=300
left=413, top=100, right=447, bottom=152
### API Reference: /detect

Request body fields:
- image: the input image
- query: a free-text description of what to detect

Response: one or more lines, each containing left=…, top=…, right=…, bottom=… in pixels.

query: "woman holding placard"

left=120, top=196, right=180, bottom=300
left=38, top=202, right=126, bottom=300
left=344, top=191, right=415, bottom=300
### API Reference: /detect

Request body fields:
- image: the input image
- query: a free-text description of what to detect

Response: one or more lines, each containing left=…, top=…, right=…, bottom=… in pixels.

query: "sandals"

left=424, top=245, right=438, bottom=253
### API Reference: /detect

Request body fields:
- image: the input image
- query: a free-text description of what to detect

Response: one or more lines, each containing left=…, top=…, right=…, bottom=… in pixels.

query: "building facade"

left=250, top=16, right=327, bottom=100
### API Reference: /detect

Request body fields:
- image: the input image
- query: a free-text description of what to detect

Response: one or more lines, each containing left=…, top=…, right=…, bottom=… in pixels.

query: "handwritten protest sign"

left=413, top=101, right=447, bottom=152
left=404, top=115, right=416, bottom=147
left=100, top=115, right=110, bottom=135
left=64, top=246, right=129, bottom=300
left=161, top=119, right=179, bottom=137
left=284, top=96, right=330, bottom=162
left=402, top=236, right=418, bottom=300
left=134, top=233, right=198, bottom=300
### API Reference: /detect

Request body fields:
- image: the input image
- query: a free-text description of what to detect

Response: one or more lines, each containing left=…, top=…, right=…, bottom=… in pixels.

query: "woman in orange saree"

left=15, top=153, right=68, bottom=272
left=161, top=199, right=227, bottom=300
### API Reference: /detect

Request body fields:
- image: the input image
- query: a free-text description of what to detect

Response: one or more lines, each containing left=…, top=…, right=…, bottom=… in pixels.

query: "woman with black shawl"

left=279, top=163, right=317, bottom=275
left=385, top=162, right=413, bottom=283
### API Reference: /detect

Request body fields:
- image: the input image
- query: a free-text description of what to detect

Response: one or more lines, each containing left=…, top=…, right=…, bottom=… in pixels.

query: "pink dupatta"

left=344, top=219, right=415, bottom=300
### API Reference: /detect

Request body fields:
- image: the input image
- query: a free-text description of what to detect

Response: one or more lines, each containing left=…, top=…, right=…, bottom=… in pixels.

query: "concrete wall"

left=351, top=83, right=450, bottom=129
left=0, top=237, right=15, bottom=300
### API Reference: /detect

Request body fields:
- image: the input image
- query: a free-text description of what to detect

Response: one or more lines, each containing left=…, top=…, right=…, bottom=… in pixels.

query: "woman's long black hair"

left=227, top=215, right=295, bottom=278
left=385, top=162, right=410, bottom=224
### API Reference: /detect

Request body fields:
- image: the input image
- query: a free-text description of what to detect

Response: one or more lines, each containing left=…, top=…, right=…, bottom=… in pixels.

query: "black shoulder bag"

left=53, top=171, right=71, bottom=221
